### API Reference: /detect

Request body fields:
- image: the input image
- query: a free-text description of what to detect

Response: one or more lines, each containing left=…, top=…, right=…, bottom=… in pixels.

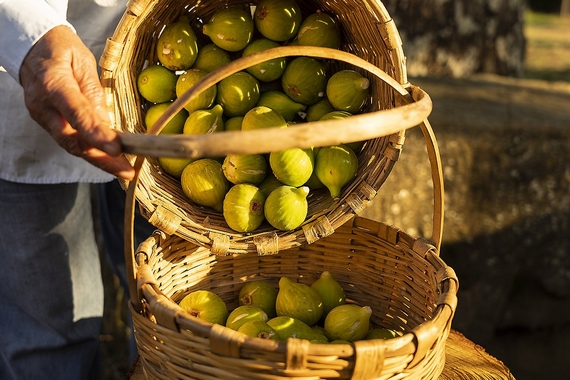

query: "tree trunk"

left=382, top=0, right=526, bottom=78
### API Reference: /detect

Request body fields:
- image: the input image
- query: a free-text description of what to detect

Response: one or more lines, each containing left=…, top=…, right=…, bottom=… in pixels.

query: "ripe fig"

left=216, top=72, right=260, bottom=117
left=192, top=43, right=231, bottom=73
left=324, top=304, right=372, bottom=342
left=269, top=147, right=314, bottom=187
left=311, top=271, right=346, bottom=319
left=267, top=316, right=321, bottom=341
left=242, top=105, right=287, bottom=130
left=237, top=320, right=279, bottom=340
left=222, top=183, right=266, bottom=232
left=276, top=276, right=323, bottom=326
left=239, top=280, right=278, bottom=318
left=202, top=7, right=253, bottom=52
left=254, top=0, right=302, bottom=42
left=179, top=290, right=229, bottom=325
left=176, top=68, right=217, bottom=112
left=315, top=145, right=358, bottom=199
left=326, top=70, right=370, bottom=114
left=256, top=90, right=305, bottom=121
left=224, top=116, right=244, bottom=131
left=226, top=305, right=268, bottom=331
left=156, top=16, right=198, bottom=71
left=258, top=173, right=285, bottom=198
left=180, top=158, right=230, bottom=212
left=365, top=328, right=399, bottom=340
left=158, top=156, right=194, bottom=178
left=222, top=154, right=268, bottom=185
left=281, top=57, right=327, bottom=105
left=183, top=104, right=224, bottom=135
left=137, top=65, right=177, bottom=103
left=297, top=12, right=342, bottom=49
left=243, top=39, right=287, bottom=82
left=144, top=102, right=188, bottom=134
left=264, top=185, right=309, bottom=231
left=305, top=98, right=335, bottom=122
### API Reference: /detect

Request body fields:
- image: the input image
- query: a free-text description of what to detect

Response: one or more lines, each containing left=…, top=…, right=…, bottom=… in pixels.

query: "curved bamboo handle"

left=119, top=46, right=431, bottom=157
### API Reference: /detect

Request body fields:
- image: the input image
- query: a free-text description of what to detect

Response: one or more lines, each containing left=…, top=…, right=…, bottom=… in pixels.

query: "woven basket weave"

left=99, top=0, right=432, bottom=256
left=125, top=118, right=458, bottom=379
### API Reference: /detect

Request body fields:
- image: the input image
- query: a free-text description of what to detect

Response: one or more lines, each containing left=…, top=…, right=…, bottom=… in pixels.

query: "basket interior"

left=107, top=0, right=408, bottom=251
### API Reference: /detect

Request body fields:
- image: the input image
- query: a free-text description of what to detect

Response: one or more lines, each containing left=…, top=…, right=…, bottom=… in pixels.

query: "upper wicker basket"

left=99, top=0, right=432, bottom=256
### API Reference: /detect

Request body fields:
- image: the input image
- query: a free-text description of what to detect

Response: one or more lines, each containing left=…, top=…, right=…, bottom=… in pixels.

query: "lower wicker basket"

left=124, top=119, right=458, bottom=379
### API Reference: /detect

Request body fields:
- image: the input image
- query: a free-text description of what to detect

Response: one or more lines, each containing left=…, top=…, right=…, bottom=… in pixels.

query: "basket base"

left=127, top=329, right=515, bottom=380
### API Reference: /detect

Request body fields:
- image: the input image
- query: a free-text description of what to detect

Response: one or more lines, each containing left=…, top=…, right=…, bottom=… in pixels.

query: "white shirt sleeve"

left=0, top=0, right=74, bottom=81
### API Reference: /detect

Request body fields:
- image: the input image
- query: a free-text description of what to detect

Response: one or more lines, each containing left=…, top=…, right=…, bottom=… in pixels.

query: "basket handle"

left=118, top=46, right=432, bottom=157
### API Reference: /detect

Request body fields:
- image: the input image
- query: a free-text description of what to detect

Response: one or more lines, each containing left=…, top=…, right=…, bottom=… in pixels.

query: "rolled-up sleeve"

left=0, top=0, right=73, bottom=81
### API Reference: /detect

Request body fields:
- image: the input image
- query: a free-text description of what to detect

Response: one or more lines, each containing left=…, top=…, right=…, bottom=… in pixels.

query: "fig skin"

left=365, top=328, right=399, bottom=340
left=281, top=57, right=328, bottom=105
left=216, top=72, right=260, bottom=118
left=222, top=183, right=266, bottom=233
left=239, top=280, right=279, bottom=318
left=256, top=90, right=305, bottom=121
left=180, top=158, right=230, bottom=212
left=202, top=7, right=253, bottom=52
left=238, top=320, right=280, bottom=340
left=222, top=154, right=268, bottom=185
left=276, top=277, right=323, bottom=326
left=176, top=69, right=217, bottom=112
left=311, top=271, right=346, bottom=320
left=137, top=65, right=177, bottom=104
left=315, top=145, right=358, bottom=199
left=242, top=39, right=287, bottom=82
left=305, top=98, right=335, bottom=122
left=183, top=104, right=225, bottom=135
left=296, top=12, right=342, bottom=49
left=269, top=147, right=314, bottom=187
left=319, top=111, right=364, bottom=153
left=226, top=305, right=268, bottom=331
left=267, top=316, right=321, bottom=341
left=156, top=16, right=198, bottom=71
left=193, top=43, right=231, bottom=73
left=326, top=69, right=370, bottom=114
left=324, top=304, right=372, bottom=342
left=242, top=106, right=287, bottom=131
left=257, top=173, right=285, bottom=198
left=144, top=102, right=188, bottom=134
left=179, top=290, right=229, bottom=325
left=264, top=186, right=309, bottom=231
left=254, top=0, right=303, bottom=42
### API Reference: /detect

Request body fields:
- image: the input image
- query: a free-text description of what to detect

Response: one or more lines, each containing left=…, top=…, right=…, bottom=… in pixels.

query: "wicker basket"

left=99, top=0, right=433, bottom=256
left=124, top=117, right=458, bottom=379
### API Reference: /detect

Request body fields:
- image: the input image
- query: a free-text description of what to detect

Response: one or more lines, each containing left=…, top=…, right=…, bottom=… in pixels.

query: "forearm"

left=0, top=0, right=73, bottom=81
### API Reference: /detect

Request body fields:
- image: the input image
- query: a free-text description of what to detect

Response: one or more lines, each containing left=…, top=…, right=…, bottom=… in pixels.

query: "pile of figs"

left=136, top=0, right=372, bottom=233
left=178, top=271, right=399, bottom=343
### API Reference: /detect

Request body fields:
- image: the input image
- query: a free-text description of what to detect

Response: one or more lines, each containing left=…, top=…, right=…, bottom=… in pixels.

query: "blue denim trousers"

left=0, top=180, right=103, bottom=380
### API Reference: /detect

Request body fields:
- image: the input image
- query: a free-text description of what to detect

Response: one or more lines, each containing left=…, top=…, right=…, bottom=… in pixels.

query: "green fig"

left=158, top=156, right=195, bottom=178
left=179, top=290, right=229, bottom=325
left=315, top=145, right=358, bottom=199
left=222, top=183, right=266, bottom=232
left=216, top=72, right=260, bottom=117
left=144, top=102, right=188, bottom=134
left=243, top=39, right=287, bottom=82
left=202, top=7, right=253, bottom=52
left=237, top=320, right=279, bottom=340
left=324, top=305, right=372, bottom=342
left=305, top=98, right=335, bottom=122
left=297, top=12, right=342, bottom=49
left=156, top=16, right=198, bottom=71
left=269, top=147, right=314, bottom=187
left=192, top=43, right=231, bottom=73
left=176, top=68, right=217, bottom=112
left=180, top=158, right=230, bottom=212
left=239, top=280, right=278, bottom=318
left=242, top=105, right=287, bottom=130
left=281, top=57, right=327, bottom=105
left=224, top=116, right=244, bottom=131
left=330, top=339, right=351, bottom=344
left=226, top=305, right=268, bottom=330
left=183, top=104, right=224, bottom=135
left=254, top=0, right=302, bottom=42
left=222, top=154, right=268, bottom=185
left=267, top=316, right=321, bottom=341
left=311, top=271, right=346, bottom=319
left=257, top=173, right=285, bottom=198
left=257, top=90, right=305, bottom=121
left=303, top=168, right=326, bottom=190
left=326, top=70, right=370, bottom=114
left=137, top=65, right=177, bottom=103
left=276, top=276, right=323, bottom=326
left=365, top=328, right=399, bottom=340
left=264, top=186, right=309, bottom=231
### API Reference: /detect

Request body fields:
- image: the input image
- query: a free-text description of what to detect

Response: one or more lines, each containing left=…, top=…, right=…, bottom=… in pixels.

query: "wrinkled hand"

left=19, top=25, right=135, bottom=180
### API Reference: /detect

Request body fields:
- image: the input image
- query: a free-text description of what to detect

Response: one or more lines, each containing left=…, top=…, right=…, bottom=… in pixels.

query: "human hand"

left=19, top=25, right=135, bottom=180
